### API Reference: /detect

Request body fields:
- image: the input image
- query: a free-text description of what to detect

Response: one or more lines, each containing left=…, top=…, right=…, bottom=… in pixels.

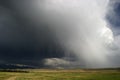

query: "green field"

left=0, top=69, right=120, bottom=80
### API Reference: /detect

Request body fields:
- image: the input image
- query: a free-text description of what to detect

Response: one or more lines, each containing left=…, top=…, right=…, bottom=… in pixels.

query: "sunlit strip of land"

left=0, top=68, right=120, bottom=80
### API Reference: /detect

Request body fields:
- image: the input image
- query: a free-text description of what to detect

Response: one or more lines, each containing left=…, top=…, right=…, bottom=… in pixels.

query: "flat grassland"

left=0, top=69, right=120, bottom=80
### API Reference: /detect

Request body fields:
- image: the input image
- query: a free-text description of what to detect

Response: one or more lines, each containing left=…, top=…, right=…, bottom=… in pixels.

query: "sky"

left=0, top=0, right=120, bottom=68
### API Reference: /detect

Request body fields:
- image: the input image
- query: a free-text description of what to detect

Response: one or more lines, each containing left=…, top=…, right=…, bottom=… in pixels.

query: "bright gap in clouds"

left=100, top=26, right=114, bottom=45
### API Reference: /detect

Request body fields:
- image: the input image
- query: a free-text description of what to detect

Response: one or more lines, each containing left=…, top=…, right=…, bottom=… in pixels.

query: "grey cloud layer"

left=0, top=0, right=119, bottom=68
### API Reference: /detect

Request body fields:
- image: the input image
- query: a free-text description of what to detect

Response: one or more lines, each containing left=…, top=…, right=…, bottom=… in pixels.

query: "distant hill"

left=0, top=64, right=36, bottom=69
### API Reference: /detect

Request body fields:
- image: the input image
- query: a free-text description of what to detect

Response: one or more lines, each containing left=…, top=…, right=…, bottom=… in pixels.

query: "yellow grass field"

left=0, top=69, right=120, bottom=80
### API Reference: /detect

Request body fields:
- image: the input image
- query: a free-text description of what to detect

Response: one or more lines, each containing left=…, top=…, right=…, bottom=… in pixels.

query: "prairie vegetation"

left=0, top=69, right=119, bottom=80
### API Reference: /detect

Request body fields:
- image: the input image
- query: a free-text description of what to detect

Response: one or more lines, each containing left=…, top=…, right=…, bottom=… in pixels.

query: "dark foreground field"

left=0, top=69, right=120, bottom=80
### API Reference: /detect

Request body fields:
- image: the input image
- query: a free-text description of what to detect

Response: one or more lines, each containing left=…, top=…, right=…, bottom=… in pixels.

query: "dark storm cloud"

left=0, top=0, right=120, bottom=69
left=106, top=0, right=120, bottom=36
left=0, top=0, right=65, bottom=66
left=107, top=1, right=120, bottom=28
